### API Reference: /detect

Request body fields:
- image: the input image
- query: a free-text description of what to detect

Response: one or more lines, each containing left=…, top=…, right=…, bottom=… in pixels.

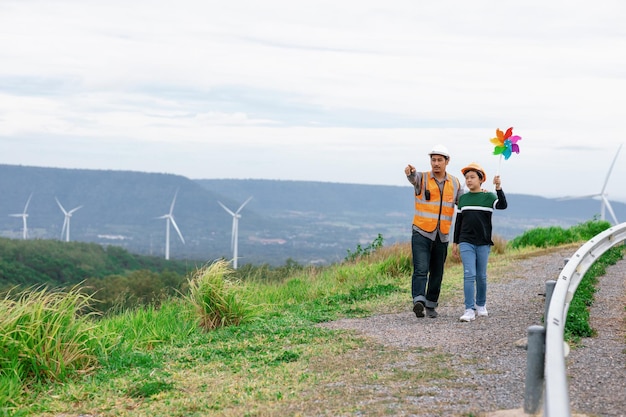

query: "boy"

left=452, top=162, right=507, bottom=322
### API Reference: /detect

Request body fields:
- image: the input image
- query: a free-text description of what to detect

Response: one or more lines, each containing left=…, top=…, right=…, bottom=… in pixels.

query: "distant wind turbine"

left=218, top=196, right=252, bottom=269
left=157, top=189, right=185, bottom=260
left=558, top=144, right=623, bottom=225
left=55, top=197, right=83, bottom=242
left=9, top=193, right=33, bottom=240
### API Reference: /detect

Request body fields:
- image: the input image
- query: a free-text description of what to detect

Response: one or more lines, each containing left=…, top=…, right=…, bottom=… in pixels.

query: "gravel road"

left=320, top=248, right=626, bottom=417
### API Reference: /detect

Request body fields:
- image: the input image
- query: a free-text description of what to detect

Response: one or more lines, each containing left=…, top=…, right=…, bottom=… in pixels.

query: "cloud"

left=1, top=1, right=625, bottom=203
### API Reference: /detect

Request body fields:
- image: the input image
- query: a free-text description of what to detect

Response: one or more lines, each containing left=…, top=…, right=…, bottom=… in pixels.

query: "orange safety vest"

left=413, top=172, right=460, bottom=234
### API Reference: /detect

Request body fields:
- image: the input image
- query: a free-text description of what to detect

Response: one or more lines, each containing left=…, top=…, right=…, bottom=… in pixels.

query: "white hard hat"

left=428, top=144, right=450, bottom=159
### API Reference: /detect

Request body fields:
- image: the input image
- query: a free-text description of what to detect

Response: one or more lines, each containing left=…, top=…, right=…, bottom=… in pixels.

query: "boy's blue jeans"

left=459, top=242, right=491, bottom=310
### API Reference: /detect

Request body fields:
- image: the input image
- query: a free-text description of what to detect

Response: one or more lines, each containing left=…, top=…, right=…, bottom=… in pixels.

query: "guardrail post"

left=524, top=324, right=545, bottom=414
left=544, top=280, right=557, bottom=324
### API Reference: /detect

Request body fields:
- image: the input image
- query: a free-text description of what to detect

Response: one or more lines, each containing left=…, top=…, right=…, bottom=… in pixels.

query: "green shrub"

left=345, top=234, right=384, bottom=262
left=509, top=220, right=612, bottom=249
left=83, top=269, right=186, bottom=314
left=234, top=258, right=307, bottom=283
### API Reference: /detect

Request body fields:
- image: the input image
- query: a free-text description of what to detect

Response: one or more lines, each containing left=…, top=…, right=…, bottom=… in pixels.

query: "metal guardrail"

left=543, top=222, right=626, bottom=416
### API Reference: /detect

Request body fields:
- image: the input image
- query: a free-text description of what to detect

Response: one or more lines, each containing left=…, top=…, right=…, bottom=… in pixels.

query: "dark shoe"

left=413, top=301, right=425, bottom=318
left=426, top=307, right=438, bottom=318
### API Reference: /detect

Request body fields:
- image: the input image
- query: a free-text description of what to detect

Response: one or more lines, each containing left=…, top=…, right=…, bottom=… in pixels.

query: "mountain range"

left=1, top=164, right=624, bottom=266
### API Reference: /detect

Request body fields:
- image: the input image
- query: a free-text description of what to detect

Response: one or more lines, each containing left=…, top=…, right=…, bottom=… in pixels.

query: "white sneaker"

left=476, top=305, right=488, bottom=317
left=460, top=309, right=475, bottom=322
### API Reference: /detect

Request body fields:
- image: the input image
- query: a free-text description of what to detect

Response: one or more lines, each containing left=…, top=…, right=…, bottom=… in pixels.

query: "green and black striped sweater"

left=453, top=189, right=507, bottom=246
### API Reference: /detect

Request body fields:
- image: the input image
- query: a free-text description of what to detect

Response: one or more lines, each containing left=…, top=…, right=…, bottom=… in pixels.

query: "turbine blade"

left=69, top=205, right=83, bottom=214
left=24, top=193, right=33, bottom=213
left=170, top=217, right=185, bottom=244
left=600, top=144, right=622, bottom=194
left=55, top=197, right=68, bottom=215
left=236, top=196, right=253, bottom=214
left=169, top=189, right=179, bottom=215
left=218, top=201, right=236, bottom=216
left=603, top=197, right=619, bottom=225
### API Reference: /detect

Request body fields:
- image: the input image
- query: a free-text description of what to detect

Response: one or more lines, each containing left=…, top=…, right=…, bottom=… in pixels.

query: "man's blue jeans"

left=459, top=242, right=491, bottom=310
left=411, top=231, right=448, bottom=308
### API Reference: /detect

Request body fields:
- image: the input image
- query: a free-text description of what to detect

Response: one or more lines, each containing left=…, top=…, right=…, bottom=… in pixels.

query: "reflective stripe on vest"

left=413, top=172, right=459, bottom=234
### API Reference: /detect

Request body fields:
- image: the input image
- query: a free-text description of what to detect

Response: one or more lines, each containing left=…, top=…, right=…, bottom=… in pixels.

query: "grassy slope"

left=4, top=240, right=624, bottom=417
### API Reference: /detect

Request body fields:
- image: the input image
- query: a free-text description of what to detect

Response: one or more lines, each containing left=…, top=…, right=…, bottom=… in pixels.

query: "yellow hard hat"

left=461, top=162, right=487, bottom=182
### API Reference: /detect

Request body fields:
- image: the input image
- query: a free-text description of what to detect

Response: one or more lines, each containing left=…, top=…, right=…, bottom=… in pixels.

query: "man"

left=404, top=144, right=463, bottom=318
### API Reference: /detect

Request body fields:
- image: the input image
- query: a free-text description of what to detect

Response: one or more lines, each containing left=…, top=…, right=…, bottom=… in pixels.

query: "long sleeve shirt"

left=453, top=189, right=507, bottom=246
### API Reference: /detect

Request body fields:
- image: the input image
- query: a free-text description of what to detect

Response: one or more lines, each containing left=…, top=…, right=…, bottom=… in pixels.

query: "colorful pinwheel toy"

left=490, top=127, right=521, bottom=160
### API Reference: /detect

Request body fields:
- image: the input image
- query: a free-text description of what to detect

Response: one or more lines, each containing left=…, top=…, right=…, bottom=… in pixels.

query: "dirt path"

left=320, top=248, right=626, bottom=416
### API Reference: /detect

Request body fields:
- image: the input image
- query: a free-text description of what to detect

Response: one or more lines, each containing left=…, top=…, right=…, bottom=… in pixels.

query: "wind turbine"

left=157, top=189, right=185, bottom=260
left=218, top=196, right=252, bottom=269
left=55, top=197, right=83, bottom=242
left=558, top=144, right=622, bottom=225
left=9, top=193, right=33, bottom=240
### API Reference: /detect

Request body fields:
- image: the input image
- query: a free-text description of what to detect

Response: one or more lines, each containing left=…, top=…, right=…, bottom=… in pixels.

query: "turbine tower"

left=558, top=144, right=622, bottom=225
left=9, top=193, right=33, bottom=240
left=157, top=189, right=185, bottom=260
left=55, top=197, right=83, bottom=242
left=597, top=143, right=623, bottom=224
left=218, top=196, right=252, bottom=269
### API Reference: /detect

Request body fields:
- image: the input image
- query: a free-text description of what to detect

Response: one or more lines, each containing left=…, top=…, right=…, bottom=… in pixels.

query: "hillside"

left=0, top=237, right=195, bottom=289
left=1, top=164, right=625, bottom=266
left=195, top=179, right=626, bottom=246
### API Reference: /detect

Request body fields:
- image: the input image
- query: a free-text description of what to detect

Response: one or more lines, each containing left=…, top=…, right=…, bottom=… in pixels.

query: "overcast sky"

left=1, top=0, right=625, bottom=204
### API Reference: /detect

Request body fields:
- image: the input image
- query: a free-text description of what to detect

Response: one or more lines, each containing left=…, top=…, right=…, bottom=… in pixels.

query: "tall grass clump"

left=491, top=234, right=507, bottom=255
left=0, top=286, right=108, bottom=385
left=0, top=286, right=112, bottom=412
left=185, top=260, right=260, bottom=331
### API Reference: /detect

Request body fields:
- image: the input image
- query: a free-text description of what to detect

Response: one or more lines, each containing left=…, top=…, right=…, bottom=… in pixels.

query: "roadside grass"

left=563, top=244, right=624, bottom=342
left=1, top=220, right=623, bottom=416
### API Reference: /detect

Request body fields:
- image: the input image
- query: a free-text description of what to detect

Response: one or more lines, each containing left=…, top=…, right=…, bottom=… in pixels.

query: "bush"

left=83, top=269, right=186, bottom=314
left=509, top=220, right=612, bottom=249
left=345, top=234, right=384, bottom=262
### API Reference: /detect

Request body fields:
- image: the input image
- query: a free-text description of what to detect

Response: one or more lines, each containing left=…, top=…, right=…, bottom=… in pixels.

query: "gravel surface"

left=320, top=248, right=626, bottom=417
